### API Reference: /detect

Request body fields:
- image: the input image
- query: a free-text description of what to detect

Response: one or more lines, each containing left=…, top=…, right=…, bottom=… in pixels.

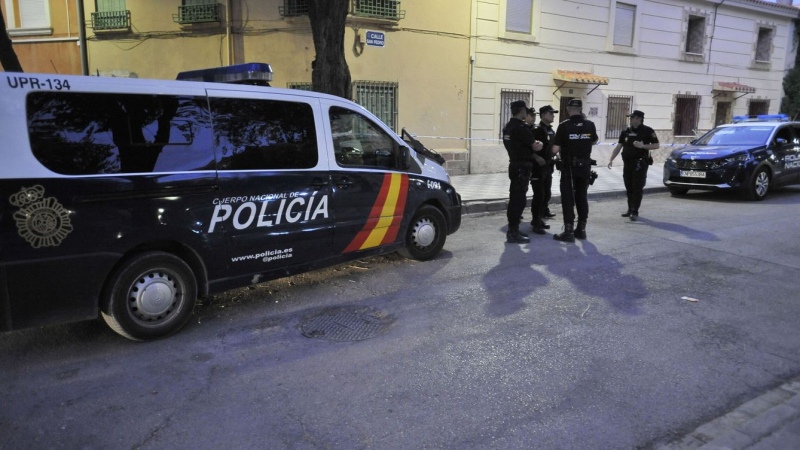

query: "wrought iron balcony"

left=173, top=3, right=222, bottom=24
left=90, top=10, right=131, bottom=31
left=279, top=0, right=308, bottom=17
left=353, top=0, right=405, bottom=20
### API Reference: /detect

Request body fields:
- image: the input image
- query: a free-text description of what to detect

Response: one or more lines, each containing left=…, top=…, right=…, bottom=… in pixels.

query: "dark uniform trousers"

left=623, top=158, right=648, bottom=215
left=542, top=163, right=554, bottom=213
left=559, top=160, right=591, bottom=224
left=529, top=165, right=546, bottom=221
left=508, top=161, right=532, bottom=227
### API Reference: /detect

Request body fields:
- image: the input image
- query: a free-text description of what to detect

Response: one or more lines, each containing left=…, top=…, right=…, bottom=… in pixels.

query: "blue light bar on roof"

left=732, top=114, right=789, bottom=123
left=176, top=63, right=274, bottom=86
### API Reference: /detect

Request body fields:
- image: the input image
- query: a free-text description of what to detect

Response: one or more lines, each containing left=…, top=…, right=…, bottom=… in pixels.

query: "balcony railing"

left=279, top=0, right=308, bottom=17
left=90, top=10, right=131, bottom=31
left=353, top=0, right=404, bottom=20
left=173, top=3, right=221, bottom=24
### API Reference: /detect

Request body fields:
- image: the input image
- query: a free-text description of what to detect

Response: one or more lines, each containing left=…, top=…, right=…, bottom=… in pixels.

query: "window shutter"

left=613, top=3, right=635, bottom=47
left=506, top=0, right=532, bottom=34
left=18, top=0, right=50, bottom=29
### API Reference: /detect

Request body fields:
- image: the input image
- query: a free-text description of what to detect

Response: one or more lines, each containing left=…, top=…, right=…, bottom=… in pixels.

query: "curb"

left=461, top=186, right=669, bottom=216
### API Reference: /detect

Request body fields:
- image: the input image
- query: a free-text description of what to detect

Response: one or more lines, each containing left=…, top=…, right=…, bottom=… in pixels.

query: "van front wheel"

left=398, top=205, right=446, bottom=261
left=101, top=252, right=197, bottom=341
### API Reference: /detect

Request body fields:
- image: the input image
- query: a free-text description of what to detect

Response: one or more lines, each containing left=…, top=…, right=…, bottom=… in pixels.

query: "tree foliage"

left=780, top=29, right=800, bottom=120
left=307, top=0, right=351, bottom=99
left=0, top=6, right=23, bottom=72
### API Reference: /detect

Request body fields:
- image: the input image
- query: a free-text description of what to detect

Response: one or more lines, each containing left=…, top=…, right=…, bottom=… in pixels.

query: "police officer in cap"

left=551, top=99, right=598, bottom=242
left=535, top=105, right=559, bottom=222
left=503, top=100, right=544, bottom=243
left=607, top=110, right=660, bottom=221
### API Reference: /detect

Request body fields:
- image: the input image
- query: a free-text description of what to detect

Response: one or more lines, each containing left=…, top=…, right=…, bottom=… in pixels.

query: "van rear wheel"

left=101, top=252, right=197, bottom=341
left=398, top=205, right=446, bottom=261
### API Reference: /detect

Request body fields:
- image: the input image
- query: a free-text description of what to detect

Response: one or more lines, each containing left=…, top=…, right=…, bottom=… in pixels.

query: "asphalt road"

left=2, top=189, right=800, bottom=449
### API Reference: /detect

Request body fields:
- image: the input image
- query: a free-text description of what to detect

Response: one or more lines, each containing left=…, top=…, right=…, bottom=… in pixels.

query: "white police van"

left=0, top=64, right=461, bottom=340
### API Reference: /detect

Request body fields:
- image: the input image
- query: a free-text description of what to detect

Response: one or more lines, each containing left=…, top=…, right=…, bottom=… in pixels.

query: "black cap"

left=567, top=99, right=582, bottom=108
left=628, top=110, right=645, bottom=118
left=510, top=100, right=527, bottom=109
left=539, top=105, right=558, bottom=115
left=526, top=107, right=536, bottom=116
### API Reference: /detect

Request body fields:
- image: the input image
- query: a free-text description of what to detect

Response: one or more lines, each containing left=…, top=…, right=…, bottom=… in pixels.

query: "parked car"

left=663, top=115, right=800, bottom=200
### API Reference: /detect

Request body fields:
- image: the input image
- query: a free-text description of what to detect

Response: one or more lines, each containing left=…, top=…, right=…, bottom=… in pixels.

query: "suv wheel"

left=746, top=167, right=770, bottom=201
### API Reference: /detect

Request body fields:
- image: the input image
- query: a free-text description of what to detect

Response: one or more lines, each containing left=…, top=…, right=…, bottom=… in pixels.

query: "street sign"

left=366, top=31, right=385, bottom=47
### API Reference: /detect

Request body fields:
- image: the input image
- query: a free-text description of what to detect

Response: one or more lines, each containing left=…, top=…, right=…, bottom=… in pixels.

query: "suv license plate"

left=680, top=170, right=706, bottom=178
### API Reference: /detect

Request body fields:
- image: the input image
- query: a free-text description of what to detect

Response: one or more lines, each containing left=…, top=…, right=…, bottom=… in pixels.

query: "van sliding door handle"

left=311, top=178, right=329, bottom=189
left=335, top=177, right=354, bottom=189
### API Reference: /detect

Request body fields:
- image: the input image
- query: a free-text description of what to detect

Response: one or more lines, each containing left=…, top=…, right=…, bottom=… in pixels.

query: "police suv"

left=663, top=114, right=800, bottom=200
left=0, top=64, right=461, bottom=340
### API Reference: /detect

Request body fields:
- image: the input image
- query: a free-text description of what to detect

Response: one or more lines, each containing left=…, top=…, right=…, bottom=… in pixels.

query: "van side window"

left=330, top=106, right=397, bottom=169
left=26, top=92, right=213, bottom=175
left=209, top=98, right=318, bottom=170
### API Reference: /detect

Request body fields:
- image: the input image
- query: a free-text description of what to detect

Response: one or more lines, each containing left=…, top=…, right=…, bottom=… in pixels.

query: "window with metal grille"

left=287, top=82, right=313, bottom=91
left=353, top=81, right=398, bottom=132
left=686, top=16, right=705, bottom=54
left=606, top=96, right=632, bottom=139
left=613, top=3, right=635, bottom=47
left=674, top=94, right=701, bottom=136
left=174, top=0, right=220, bottom=24
left=92, top=0, right=130, bottom=30
left=353, top=0, right=405, bottom=21
left=506, top=0, right=533, bottom=34
left=755, top=27, right=773, bottom=63
left=280, top=0, right=308, bottom=17
left=499, top=90, right=533, bottom=138
left=748, top=99, right=770, bottom=116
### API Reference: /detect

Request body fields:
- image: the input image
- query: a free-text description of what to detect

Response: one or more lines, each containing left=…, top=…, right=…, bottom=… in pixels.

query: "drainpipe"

left=226, top=0, right=233, bottom=65
left=77, top=0, right=88, bottom=75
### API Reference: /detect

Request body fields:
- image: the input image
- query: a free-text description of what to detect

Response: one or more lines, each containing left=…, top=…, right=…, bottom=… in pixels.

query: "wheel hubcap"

left=755, top=172, right=769, bottom=197
left=130, top=271, right=180, bottom=321
left=412, top=218, right=436, bottom=248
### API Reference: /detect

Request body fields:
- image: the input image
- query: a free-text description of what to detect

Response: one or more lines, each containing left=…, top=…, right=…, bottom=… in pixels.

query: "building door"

left=715, top=102, right=731, bottom=127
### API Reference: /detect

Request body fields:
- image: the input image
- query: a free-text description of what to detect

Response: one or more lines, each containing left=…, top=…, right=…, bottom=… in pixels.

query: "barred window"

left=606, top=96, right=632, bottom=139
left=755, top=27, right=773, bottom=63
left=175, top=0, right=220, bottom=24
left=748, top=99, right=770, bottom=116
left=92, top=0, right=129, bottom=30
left=353, top=81, right=398, bottom=132
left=686, top=16, right=705, bottom=54
left=499, top=90, right=532, bottom=138
left=674, top=94, right=701, bottom=136
left=279, top=0, right=308, bottom=17
left=353, top=0, right=405, bottom=21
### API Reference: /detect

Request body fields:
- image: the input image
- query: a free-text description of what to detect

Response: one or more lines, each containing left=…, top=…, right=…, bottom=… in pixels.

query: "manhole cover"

left=300, top=307, right=393, bottom=341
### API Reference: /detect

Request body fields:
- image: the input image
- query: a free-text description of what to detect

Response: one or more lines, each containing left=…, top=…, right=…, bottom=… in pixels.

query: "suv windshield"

left=694, top=126, right=774, bottom=146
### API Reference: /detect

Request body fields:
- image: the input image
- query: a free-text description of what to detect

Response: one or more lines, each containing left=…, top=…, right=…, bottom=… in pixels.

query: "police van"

left=0, top=64, right=461, bottom=341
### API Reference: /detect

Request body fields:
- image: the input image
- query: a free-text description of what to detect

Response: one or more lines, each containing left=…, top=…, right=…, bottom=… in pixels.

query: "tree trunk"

left=0, top=7, right=23, bottom=72
left=307, top=0, right=351, bottom=99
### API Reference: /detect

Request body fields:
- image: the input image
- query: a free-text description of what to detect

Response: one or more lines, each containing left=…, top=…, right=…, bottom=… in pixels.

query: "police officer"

left=607, top=110, right=660, bottom=221
left=551, top=99, right=598, bottom=242
left=524, top=108, right=548, bottom=235
left=503, top=100, right=544, bottom=243
left=535, top=105, right=559, bottom=222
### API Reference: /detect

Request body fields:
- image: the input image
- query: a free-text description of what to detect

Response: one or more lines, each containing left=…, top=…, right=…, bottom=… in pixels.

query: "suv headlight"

left=709, top=154, right=749, bottom=169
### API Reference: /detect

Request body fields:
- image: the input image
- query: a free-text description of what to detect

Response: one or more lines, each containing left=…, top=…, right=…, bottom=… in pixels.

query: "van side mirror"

left=397, top=144, right=410, bottom=170
left=776, top=138, right=788, bottom=146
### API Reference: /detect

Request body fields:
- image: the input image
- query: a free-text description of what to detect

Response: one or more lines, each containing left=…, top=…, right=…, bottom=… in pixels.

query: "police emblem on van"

left=10, top=185, right=73, bottom=248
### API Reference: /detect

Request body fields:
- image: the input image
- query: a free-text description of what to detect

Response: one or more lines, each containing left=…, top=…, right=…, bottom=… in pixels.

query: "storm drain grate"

left=300, top=307, right=393, bottom=341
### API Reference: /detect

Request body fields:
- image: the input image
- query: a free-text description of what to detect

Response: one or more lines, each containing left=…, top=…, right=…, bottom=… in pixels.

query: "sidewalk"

left=448, top=168, right=800, bottom=449
left=451, top=165, right=666, bottom=215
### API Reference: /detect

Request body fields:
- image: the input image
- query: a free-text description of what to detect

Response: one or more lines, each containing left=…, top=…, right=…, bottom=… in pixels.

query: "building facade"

left=2, top=0, right=83, bottom=74
left=79, top=0, right=473, bottom=174
left=468, top=0, right=799, bottom=173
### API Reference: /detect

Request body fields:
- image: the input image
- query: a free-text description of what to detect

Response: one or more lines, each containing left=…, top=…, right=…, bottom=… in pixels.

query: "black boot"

left=553, top=223, right=575, bottom=243
left=574, top=221, right=587, bottom=240
left=507, top=226, right=530, bottom=244
left=530, top=218, right=547, bottom=235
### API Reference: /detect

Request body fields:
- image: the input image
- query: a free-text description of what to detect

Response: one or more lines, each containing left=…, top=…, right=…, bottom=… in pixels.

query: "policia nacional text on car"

left=607, top=110, right=659, bottom=221
left=551, top=99, right=599, bottom=243
left=502, top=100, right=544, bottom=243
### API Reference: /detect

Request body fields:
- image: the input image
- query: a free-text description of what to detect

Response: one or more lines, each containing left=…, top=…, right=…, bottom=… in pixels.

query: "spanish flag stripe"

left=343, top=173, right=408, bottom=253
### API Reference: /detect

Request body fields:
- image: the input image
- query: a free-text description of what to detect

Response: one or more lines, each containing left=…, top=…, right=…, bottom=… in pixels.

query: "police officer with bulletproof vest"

left=524, top=107, right=549, bottom=235
left=534, top=105, right=559, bottom=224
left=503, top=100, right=544, bottom=243
left=551, top=99, right=599, bottom=243
left=607, top=110, right=660, bottom=221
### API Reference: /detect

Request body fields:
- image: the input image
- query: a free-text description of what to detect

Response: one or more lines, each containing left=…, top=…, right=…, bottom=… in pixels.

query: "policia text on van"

left=0, top=67, right=461, bottom=341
